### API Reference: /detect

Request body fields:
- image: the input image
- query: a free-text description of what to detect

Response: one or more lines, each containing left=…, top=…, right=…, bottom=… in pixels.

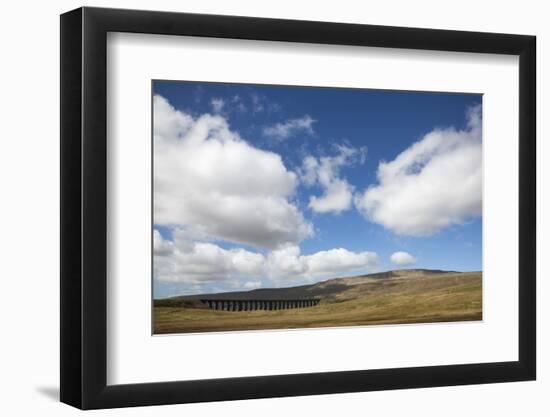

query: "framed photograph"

left=60, top=6, right=536, bottom=409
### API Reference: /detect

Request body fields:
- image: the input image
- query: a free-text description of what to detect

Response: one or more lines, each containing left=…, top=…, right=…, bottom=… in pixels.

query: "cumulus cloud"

left=355, top=105, right=482, bottom=236
left=153, top=95, right=380, bottom=290
left=301, top=145, right=367, bottom=214
left=154, top=94, right=194, bottom=142
left=154, top=230, right=379, bottom=286
left=154, top=94, right=313, bottom=249
left=266, top=245, right=379, bottom=283
left=263, top=115, right=316, bottom=140
left=154, top=229, right=265, bottom=284
left=390, top=251, right=417, bottom=266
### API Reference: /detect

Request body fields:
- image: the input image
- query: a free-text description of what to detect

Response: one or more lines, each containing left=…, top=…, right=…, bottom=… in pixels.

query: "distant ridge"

left=350, top=268, right=459, bottom=280
left=160, top=268, right=465, bottom=302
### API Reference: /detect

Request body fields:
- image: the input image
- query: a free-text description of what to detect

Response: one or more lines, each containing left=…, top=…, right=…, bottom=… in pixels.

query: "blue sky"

left=153, top=80, right=482, bottom=299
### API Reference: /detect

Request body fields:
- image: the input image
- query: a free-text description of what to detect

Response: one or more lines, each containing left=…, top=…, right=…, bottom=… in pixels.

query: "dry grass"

left=153, top=271, right=482, bottom=334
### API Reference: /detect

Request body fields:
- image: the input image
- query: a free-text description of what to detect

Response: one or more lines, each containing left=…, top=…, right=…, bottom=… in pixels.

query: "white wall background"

left=0, top=0, right=546, bottom=415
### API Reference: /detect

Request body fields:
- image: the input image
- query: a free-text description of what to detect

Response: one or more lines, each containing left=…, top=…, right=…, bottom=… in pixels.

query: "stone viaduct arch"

left=200, top=299, right=320, bottom=311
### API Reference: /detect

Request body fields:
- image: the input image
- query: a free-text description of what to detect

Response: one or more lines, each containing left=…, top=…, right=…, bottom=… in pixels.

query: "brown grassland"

left=153, top=270, right=482, bottom=334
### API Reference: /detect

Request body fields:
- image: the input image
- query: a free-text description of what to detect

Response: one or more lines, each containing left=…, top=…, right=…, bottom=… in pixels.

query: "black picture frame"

left=60, top=6, right=536, bottom=410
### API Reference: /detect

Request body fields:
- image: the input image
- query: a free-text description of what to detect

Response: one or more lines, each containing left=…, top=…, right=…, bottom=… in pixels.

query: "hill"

left=153, top=269, right=482, bottom=333
left=157, top=269, right=462, bottom=304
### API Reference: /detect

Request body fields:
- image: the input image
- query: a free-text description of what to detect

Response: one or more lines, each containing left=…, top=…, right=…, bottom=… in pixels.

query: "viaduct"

left=200, top=299, right=320, bottom=311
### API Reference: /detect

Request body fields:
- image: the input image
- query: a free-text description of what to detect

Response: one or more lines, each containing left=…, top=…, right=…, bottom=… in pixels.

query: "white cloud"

left=154, top=230, right=379, bottom=286
left=266, top=245, right=379, bottom=283
left=153, top=95, right=381, bottom=290
left=263, top=115, right=316, bottom=140
left=243, top=281, right=262, bottom=290
left=212, top=96, right=248, bottom=114
left=249, top=93, right=281, bottom=114
left=210, top=98, right=225, bottom=113
left=154, top=229, right=265, bottom=284
left=302, top=145, right=367, bottom=214
left=390, top=251, right=417, bottom=266
left=231, top=95, right=247, bottom=113
left=154, top=94, right=313, bottom=249
left=251, top=93, right=264, bottom=113
left=355, top=105, right=482, bottom=236
left=153, top=94, right=194, bottom=142
left=251, top=93, right=281, bottom=114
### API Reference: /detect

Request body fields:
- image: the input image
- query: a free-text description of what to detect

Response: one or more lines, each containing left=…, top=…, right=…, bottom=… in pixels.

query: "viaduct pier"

left=200, top=299, right=320, bottom=312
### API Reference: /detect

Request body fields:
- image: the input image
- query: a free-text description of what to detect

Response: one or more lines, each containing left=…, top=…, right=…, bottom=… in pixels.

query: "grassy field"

left=154, top=271, right=482, bottom=334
